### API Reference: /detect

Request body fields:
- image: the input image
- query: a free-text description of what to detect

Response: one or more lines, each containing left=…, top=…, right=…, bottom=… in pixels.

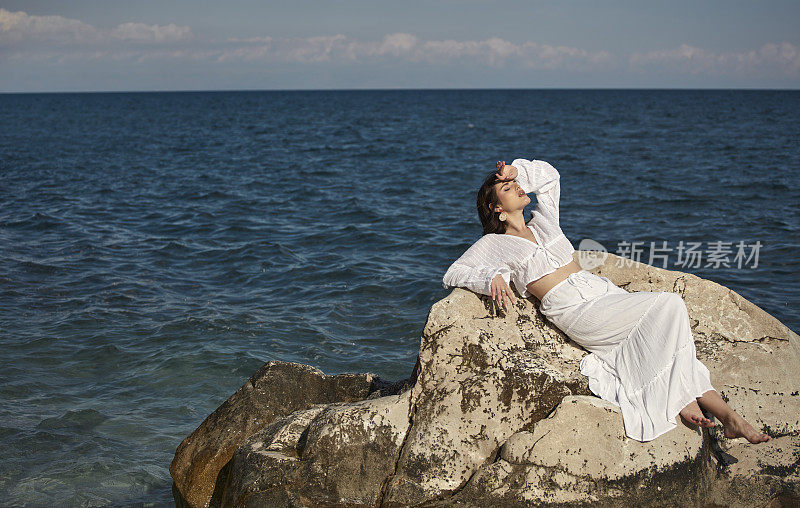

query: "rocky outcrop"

left=220, top=390, right=413, bottom=506
left=171, top=252, right=800, bottom=507
left=444, top=395, right=710, bottom=506
left=169, top=361, right=409, bottom=507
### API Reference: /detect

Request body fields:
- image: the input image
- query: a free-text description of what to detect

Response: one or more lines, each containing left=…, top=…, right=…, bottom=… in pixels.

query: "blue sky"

left=1, top=1, right=798, bottom=92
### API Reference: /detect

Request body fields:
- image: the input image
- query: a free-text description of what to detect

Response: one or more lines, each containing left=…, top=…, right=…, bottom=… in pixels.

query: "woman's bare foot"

left=679, top=400, right=716, bottom=428
left=721, top=414, right=771, bottom=443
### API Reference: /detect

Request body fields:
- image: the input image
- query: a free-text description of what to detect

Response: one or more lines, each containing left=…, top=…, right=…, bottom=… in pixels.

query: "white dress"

left=442, top=158, right=716, bottom=442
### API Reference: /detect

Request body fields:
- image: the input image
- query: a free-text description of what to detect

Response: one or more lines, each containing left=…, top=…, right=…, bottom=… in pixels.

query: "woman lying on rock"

left=442, top=158, right=771, bottom=444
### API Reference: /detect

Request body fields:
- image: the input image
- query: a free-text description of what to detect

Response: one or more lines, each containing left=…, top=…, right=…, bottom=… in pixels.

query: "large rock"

left=380, top=281, right=592, bottom=504
left=706, top=434, right=800, bottom=507
left=445, top=395, right=709, bottom=506
left=169, top=361, right=407, bottom=508
left=220, top=389, right=413, bottom=506
left=171, top=252, right=800, bottom=507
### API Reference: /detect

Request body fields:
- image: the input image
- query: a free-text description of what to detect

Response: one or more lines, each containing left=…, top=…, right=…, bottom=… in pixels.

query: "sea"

left=1, top=89, right=798, bottom=506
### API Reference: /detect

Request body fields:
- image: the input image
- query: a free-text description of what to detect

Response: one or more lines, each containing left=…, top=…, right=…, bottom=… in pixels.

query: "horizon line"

left=2, top=86, right=799, bottom=95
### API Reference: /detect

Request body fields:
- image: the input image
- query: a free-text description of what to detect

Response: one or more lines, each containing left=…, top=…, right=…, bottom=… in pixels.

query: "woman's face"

left=493, top=179, right=530, bottom=213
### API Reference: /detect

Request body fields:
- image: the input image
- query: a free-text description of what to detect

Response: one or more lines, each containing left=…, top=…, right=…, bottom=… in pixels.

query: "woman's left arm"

left=441, top=236, right=514, bottom=297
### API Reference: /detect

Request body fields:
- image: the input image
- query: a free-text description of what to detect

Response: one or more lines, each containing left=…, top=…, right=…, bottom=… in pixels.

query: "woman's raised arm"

left=510, top=158, right=562, bottom=224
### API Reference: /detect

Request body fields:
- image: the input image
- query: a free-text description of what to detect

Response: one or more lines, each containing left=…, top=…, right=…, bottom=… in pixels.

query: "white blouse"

left=442, top=158, right=575, bottom=299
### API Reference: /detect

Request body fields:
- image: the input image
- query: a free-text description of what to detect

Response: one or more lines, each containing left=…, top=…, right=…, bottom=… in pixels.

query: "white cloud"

left=0, top=8, right=193, bottom=45
left=282, top=34, right=347, bottom=63
left=0, top=8, right=96, bottom=44
left=219, top=35, right=349, bottom=63
left=630, top=42, right=800, bottom=76
left=348, top=33, right=419, bottom=59
left=2, top=7, right=796, bottom=83
left=109, top=22, right=192, bottom=43
left=222, top=32, right=614, bottom=70
left=227, top=36, right=273, bottom=44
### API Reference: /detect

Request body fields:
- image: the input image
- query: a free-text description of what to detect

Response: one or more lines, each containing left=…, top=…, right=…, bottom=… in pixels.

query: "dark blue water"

left=1, top=89, right=798, bottom=505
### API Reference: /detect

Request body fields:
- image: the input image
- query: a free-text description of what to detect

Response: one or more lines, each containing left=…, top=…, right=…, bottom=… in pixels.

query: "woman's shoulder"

left=477, top=232, right=510, bottom=243
left=473, top=233, right=525, bottom=253
left=466, top=233, right=495, bottom=248
left=462, top=232, right=506, bottom=252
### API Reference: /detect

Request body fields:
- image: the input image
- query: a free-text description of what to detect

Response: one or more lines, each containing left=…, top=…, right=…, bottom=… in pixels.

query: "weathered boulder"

left=171, top=251, right=799, bottom=507
left=169, top=361, right=407, bottom=508
left=220, top=390, right=413, bottom=506
left=444, top=395, right=708, bottom=506
left=380, top=282, right=592, bottom=505
left=706, top=435, right=800, bottom=507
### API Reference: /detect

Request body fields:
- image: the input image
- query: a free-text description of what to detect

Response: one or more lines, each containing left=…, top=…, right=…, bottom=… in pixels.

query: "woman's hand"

left=491, top=273, right=516, bottom=311
left=495, top=160, right=518, bottom=182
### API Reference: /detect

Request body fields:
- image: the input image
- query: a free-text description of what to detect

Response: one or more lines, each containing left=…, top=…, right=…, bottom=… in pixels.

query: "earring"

left=498, top=211, right=507, bottom=221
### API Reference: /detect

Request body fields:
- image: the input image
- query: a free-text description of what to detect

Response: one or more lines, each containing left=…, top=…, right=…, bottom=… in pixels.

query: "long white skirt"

left=538, top=270, right=716, bottom=442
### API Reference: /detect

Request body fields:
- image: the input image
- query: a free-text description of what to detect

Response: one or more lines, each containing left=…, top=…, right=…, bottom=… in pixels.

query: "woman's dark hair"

left=477, top=170, right=509, bottom=236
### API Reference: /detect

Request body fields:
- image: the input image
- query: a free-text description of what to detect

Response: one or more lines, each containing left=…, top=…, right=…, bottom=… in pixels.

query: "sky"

left=1, top=0, right=799, bottom=92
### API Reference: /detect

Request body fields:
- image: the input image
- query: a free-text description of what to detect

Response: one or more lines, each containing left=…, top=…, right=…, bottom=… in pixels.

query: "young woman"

left=442, top=158, right=771, bottom=444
